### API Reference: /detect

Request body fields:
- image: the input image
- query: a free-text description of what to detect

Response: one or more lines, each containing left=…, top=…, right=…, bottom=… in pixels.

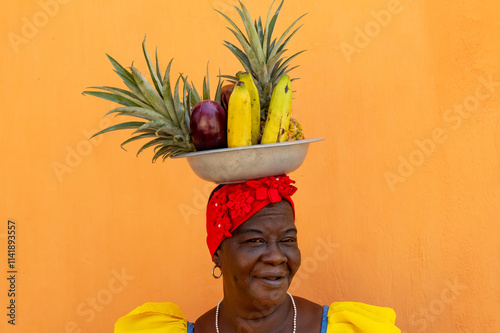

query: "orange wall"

left=1, top=0, right=500, bottom=332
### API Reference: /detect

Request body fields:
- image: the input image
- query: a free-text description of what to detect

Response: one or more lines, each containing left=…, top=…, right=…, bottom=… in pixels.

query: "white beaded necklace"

left=215, top=292, right=297, bottom=333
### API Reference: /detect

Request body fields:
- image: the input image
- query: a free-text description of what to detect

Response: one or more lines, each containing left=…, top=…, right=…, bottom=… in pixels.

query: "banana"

left=261, top=75, right=292, bottom=144
left=236, top=72, right=261, bottom=145
left=227, top=81, right=252, bottom=147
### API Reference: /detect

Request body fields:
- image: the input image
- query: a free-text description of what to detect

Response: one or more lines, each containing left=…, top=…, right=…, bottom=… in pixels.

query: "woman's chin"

left=248, top=280, right=290, bottom=306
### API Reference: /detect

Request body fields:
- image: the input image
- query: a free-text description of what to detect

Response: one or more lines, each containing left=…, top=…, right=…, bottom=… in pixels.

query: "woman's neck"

left=218, top=293, right=294, bottom=333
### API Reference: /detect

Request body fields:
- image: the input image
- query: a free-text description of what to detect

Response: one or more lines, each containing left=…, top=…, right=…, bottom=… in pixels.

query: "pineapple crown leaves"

left=216, top=1, right=307, bottom=95
left=83, top=38, right=222, bottom=161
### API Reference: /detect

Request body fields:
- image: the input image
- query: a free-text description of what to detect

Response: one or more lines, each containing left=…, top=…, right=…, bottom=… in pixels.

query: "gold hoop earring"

left=212, top=265, right=222, bottom=279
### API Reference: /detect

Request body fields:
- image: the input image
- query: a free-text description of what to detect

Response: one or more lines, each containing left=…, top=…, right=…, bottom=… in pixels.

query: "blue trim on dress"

left=320, top=305, right=329, bottom=333
left=187, top=321, right=194, bottom=333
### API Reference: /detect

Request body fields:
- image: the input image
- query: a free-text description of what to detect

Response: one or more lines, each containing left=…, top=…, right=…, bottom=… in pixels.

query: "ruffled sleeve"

left=326, top=302, right=401, bottom=333
left=114, top=302, right=190, bottom=333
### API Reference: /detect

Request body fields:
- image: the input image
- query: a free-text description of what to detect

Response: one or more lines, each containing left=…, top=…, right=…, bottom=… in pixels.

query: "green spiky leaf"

left=86, top=86, right=152, bottom=109
left=155, top=48, right=162, bottom=83
left=273, top=50, right=306, bottom=80
left=188, top=80, right=201, bottom=105
left=120, top=133, right=158, bottom=150
left=214, top=69, right=223, bottom=105
left=227, top=28, right=258, bottom=69
left=276, top=25, right=304, bottom=55
left=142, top=36, right=163, bottom=97
left=236, top=3, right=265, bottom=63
left=162, top=59, right=179, bottom=125
left=268, top=13, right=307, bottom=60
left=136, top=119, right=183, bottom=136
left=83, top=91, right=139, bottom=107
left=256, top=17, right=264, bottom=46
left=223, top=41, right=254, bottom=75
left=264, top=0, right=283, bottom=58
left=180, top=75, right=191, bottom=137
left=136, top=138, right=164, bottom=156
left=104, top=106, right=167, bottom=122
left=89, top=121, right=146, bottom=140
left=215, top=9, right=249, bottom=45
left=202, top=77, right=209, bottom=101
left=173, top=75, right=183, bottom=119
left=153, top=146, right=174, bottom=162
left=106, top=54, right=134, bottom=82
left=130, top=66, right=171, bottom=120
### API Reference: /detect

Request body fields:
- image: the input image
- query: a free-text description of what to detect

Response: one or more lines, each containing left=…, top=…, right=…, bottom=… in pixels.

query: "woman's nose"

left=262, top=242, right=287, bottom=265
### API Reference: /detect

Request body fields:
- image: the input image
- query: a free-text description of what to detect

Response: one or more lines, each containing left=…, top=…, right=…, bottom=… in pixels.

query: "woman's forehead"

left=233, top=201, right=296, bottom=233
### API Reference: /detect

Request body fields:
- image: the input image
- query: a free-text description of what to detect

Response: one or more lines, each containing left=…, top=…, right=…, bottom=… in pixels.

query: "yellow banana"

left=227, top=81, right=252, bottom=147
left=261, top=75, right=292, bottom=144
left=236, top=72, right=261, bottom=145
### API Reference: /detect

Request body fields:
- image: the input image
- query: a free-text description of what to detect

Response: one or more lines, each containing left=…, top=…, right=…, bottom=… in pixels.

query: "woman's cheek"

left=288, top=248, right=301, bottom=274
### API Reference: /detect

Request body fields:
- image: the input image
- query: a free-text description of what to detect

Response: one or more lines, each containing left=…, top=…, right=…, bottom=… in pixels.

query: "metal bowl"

left=173, top=138, right=324, bottom=184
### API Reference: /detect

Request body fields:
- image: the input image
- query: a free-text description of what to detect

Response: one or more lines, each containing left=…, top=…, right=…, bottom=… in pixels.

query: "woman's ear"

left=212, top=249, right=222, bottom=267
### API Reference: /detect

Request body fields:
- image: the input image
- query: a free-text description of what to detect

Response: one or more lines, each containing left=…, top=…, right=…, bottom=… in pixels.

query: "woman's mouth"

left=256, top=274, right=287, bottom=288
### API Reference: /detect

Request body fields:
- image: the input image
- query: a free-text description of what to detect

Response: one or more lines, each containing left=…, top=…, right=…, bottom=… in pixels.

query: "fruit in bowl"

left=84, top=1, right=308, bottom=161
left=190, top=100, right=227, bottom=151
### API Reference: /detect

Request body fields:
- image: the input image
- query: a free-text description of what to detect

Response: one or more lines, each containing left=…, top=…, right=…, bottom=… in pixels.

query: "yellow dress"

left=115, top=301, right=401, bottom=333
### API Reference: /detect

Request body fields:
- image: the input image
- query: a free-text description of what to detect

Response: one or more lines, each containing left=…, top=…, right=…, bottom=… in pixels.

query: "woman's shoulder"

left=324, top=301, right=401, bottom=333
left=293, top=295, right=323, bottom=311
left=114, top=302, right=191, bottom=333
left=193, top=306, right=217, bottom=333
left=292, top=296, right=401, bottom=333
left=293, top=296, right=324, bottom=332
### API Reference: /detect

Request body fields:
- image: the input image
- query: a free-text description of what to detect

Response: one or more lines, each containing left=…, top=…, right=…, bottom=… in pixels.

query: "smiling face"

left=213, top=200, right=301, bottom=308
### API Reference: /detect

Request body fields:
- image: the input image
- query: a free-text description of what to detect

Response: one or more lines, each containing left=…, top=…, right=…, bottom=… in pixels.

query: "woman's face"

left=213, top=200, right=301, bottom=308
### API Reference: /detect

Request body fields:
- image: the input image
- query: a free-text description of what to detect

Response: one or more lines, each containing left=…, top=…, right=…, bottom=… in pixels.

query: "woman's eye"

left=246, top=238, right=264, bottom=243
left=282, top=238, right=297, bottom=243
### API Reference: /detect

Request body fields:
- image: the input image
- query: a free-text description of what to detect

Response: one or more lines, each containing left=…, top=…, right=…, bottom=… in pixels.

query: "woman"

left=115, top=175, right=400, bottom=332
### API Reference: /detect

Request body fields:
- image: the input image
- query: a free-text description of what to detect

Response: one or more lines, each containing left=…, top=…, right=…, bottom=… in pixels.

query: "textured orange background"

left=1, top=0, right=500, bottom=332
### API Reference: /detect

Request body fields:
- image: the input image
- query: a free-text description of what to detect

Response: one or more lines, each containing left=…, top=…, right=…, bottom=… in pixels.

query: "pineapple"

left=217, top=0, right=306, bottom=121
left=84, top=38, right=222, bottom=161
left=287, top=117, right=305, bottom=141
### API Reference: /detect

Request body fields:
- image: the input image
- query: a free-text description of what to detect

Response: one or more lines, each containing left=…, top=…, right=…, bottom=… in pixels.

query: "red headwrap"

left=206, top=175, right=297, bottom=257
